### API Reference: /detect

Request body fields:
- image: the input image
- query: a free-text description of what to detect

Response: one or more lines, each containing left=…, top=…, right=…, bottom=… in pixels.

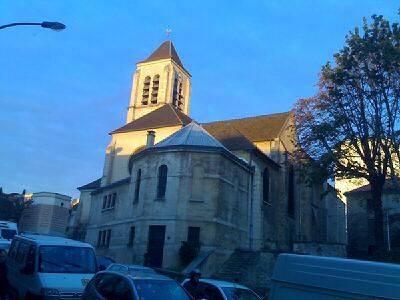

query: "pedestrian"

left=0, top=249, right=10, bottom=300
left=182, top=269, right=205, bottom=300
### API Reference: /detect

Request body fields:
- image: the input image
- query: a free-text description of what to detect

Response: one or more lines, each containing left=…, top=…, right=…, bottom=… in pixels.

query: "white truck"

left=269, top=253, right=400, bottom=299
left=0, top=220, right=18, bottom=252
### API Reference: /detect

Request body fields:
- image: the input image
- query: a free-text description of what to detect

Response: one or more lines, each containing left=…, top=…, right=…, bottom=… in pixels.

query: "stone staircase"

left=213, top=249, right=260, bottom=282
left=212, top=249, right=278, bottom=296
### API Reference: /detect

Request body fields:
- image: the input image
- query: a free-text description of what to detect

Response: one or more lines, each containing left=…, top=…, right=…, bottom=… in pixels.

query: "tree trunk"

left=370, top=179, right=385, bottom=253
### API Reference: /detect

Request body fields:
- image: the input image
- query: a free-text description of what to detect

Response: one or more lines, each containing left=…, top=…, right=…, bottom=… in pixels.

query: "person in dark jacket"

left=183, top=269, right=205, bottom=300
left=0, top=249, right=9, bottom=300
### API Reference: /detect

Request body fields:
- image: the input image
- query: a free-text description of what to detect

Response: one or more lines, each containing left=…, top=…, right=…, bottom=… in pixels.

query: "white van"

left=7, top=234, right=97, bottom=300
left=269, top=253, right=400, bottom=299
left=0, top=220, right=18, bottom=252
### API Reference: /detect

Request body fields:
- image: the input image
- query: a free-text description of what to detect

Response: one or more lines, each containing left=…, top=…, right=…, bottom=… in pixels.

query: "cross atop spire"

left=165, top=28, right=172, bottom=40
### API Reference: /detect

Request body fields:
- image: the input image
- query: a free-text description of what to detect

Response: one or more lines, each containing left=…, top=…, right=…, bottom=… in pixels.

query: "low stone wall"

left=293, top=242, right=347, bottom=257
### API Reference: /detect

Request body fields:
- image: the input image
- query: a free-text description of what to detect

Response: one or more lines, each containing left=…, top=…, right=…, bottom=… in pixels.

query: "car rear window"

left=222, top=287, right=260, bottom=300
left=134, top=279, right=190, bottom=300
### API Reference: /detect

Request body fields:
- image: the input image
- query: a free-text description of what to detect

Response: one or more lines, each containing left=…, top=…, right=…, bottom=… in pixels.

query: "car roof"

left=101, top=270, right=173, bottom=281
left=14, top=234, right=94, bottom=248
left=189, top=278, right=250, bottom=289
left=108, top=263, right=154, bottom=271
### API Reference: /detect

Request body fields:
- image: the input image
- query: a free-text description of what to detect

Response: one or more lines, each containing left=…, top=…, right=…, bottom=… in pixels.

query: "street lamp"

left=0, top=21, right=66, bottom=31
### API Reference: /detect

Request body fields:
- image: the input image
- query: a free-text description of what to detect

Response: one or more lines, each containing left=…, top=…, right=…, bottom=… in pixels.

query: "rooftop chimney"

left=146, top=130, right=155, bottom=147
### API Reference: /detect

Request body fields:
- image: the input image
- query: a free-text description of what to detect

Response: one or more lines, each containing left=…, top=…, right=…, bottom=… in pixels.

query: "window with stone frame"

left=263, top=168, right=270, bottom=204
left=97, top=229, right=112, bottom=248
left=133, top=169, right=141, bottom=203
left=127, top=226, right=135, bottom=247
left=102, top=193, right=116, bottom=211
left=142, top=76, right=151, bottom=105
left=151, top=74, right=159, bottom=104
left=157, top=164, right=168, bottom=198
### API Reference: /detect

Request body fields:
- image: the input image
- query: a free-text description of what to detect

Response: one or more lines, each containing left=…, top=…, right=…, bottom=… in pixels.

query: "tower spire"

left=165, top=27, right=172, bottom=56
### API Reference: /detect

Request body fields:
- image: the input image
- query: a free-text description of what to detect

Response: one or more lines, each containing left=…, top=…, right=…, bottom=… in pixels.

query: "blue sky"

left=0, top=1, right=398, bottom=198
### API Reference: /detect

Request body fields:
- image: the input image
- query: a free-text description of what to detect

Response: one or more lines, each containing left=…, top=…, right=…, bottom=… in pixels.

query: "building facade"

left=72, top=40, right=346, bottom=273
left=19, top=192, right=71, bottom=236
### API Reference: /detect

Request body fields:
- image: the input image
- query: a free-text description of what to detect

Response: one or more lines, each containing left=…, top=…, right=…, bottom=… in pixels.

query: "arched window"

left=288, top=165, right=295, bottom=217
left=191, top=165, right=204, bottom=201
left=134, top=169, right=141, bottom=203
left=151, top=75, right=159, bottom=104
left=157, top=164, right=168, bottom=198
left=142, top=76, right=151, bottom=105
left=263, top=168, right=270, bottom=204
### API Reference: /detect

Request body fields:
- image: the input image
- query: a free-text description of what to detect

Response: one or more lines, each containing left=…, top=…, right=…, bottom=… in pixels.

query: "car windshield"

left=1, top=229, right=17, bottom=240
left=222, top=287, right=260, bottom=300
left=134, top=279, right=190, bottom=300
left=39, top=246, right=96, bottom=274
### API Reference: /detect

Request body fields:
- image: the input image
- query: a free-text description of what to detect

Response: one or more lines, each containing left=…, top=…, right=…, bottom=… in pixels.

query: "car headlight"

left=40, top=288, right=60, bottom=296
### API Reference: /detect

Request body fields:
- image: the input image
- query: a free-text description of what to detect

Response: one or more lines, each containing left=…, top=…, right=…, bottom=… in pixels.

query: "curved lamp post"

left=0, top=21, right=66, bottom=31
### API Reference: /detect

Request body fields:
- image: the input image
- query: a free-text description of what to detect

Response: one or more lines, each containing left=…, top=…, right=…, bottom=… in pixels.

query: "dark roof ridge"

left=203, top=110, right=292, bottom=125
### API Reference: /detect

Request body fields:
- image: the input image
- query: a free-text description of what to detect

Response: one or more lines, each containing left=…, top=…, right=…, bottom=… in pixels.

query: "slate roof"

left=77, top=178, right=102, bottom=191
left=154, top=122, right=227, bottom=149
left=139, top=41, right=187, bottom=73
left=346, top=179, right=400, bottom=195
left=203, top=122, right=255, bottom=151
left=111, top=104, right=192, bottom=134
left=203, top=111, right=292, bottom=142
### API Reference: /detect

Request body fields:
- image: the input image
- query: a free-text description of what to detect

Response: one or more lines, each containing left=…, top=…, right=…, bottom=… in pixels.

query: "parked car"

left=7, top=233, right=97, bottom=300
left=182, top=278, right=261, bottom=300
left=83, top=268, right=192, bottom=300
left=107, top=263, right=156, bottom=274
left=0, top=220, right=18, bottom=251
left=96, top=255, right=115, bottom=270
left=269, top=253, right=400, bottom=299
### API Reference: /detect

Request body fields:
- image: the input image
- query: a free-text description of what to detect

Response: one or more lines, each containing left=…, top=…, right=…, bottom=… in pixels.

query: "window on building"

left=191, top=165, right=204, bottom=201
left=128, top=226, right=135, bottom=247
left=111, top=193, right=116, bottom=207
left=97, top=230, right=112, bottom=248
left=106, top=229, right=111, bottom=247
left=151, top=75, right=159, bottom=104
left=134, top=169, right=141, bottom=203
left=102, top=193, right=116, bottom=211
left=288, top=165, right=295, bottom=217
left=187, top=227, right=200, bottom=246
left=102, top=196, right=107, bottom=209
left=157, top=164, right=168, bottom=198
left=263, top=168, right=270, bottom=204
left=142, top=76, right=151, bottom=105
left=172, top=74, right=183, bottom=110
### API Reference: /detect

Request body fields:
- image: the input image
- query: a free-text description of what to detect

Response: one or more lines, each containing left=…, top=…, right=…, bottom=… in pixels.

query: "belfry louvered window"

left=172, top=74, right=183, bottom=110
left=157, top=164, right=168, bottom=198
left=151, top=75, right=159, bottom=104
left=142, top=76, right=151, bottom=105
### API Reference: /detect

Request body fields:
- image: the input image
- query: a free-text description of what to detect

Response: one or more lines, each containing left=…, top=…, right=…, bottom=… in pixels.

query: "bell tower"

left=126, top=40, right=191, bottom=123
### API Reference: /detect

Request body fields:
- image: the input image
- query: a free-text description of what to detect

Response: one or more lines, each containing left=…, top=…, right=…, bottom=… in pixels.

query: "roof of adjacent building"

left=203, top=111, right=292, bottom=142
left=139, top=40, right=186, bottom=71
left=111, top=104, right=192, bottom=134
left=346, top=179, right=400, bottom=195
left=77, top=178, right=102, bottom=191
left=154, top=122, right=228, bottom=150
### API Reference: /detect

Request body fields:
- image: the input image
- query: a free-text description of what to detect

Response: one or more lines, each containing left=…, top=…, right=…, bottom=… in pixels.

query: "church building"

left=71, top=40, right=346, bottom=275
